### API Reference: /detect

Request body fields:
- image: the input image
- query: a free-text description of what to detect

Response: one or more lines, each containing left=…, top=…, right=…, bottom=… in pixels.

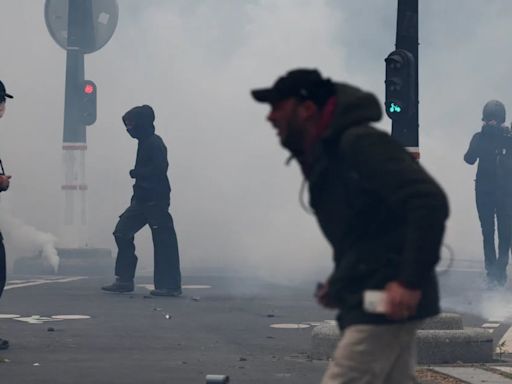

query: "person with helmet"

left=465, top=100, right=512, bottom=287
left=0, top=80, right=13, bottom=350
left=102, top=105, right=182, bottom=296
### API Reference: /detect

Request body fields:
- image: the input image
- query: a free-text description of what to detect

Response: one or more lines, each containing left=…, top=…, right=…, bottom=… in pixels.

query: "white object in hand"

left=363, top=290, right=388, bottom=314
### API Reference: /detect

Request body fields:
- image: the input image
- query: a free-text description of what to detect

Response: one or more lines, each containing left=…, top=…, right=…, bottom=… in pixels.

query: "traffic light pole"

left=391, top=0, right=419, bottom=158
left=60, top=3, right=88, bottom=248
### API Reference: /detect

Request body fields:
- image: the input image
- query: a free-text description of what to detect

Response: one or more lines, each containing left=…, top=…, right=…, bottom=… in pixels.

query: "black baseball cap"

left=0, top=81, right=13, bottom=100
left=251, top=68, right=333, bottom=106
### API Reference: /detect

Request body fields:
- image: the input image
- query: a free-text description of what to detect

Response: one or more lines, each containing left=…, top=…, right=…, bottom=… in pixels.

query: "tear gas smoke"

left=0, top=204, right=59, bottom=273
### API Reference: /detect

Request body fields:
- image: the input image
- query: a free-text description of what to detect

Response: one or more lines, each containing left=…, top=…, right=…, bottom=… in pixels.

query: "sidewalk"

left=418, top=366, right=512, bottom=383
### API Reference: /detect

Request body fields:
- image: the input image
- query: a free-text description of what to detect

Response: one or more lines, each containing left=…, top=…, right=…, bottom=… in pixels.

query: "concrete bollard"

left=417, top=328, right=493, bottom=364
left=311, top=314, right=494, bottom=364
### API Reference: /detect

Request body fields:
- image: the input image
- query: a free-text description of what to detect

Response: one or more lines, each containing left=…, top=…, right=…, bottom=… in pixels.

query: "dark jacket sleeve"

left=464, top=133, right=480, bottom=165
left=343, top=129, right=449, bottom=289
left=132, top=139, right=168, bottom=179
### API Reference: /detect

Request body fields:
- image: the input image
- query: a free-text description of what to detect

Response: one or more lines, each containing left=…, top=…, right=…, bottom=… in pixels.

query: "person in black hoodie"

left=102, top=105, right=182, bottom=296
left=251, top=69, right=448, bottom=384
left=464, top=100, right=512, bottom=288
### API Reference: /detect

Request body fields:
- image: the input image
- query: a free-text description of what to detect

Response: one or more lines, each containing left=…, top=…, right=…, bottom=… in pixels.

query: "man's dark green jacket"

left=304, top=83, right=449, bottom=328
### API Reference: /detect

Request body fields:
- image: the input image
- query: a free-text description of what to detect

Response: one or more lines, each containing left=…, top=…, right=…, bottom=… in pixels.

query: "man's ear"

left=299, top=100, right=320, bottom=120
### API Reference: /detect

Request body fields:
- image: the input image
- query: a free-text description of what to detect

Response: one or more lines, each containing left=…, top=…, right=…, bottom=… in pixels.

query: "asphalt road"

left=0, top=266, right=510, bottom=384
left=0, top=274, right=332, bottom=384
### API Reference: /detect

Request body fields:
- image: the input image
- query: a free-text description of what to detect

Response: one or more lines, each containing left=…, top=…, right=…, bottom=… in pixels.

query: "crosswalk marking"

left=5, top=277, right=86, bottom=290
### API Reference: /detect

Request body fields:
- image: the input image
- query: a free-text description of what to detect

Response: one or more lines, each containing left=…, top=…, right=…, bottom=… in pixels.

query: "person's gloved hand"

left=129, top=169, right=136, bottom=179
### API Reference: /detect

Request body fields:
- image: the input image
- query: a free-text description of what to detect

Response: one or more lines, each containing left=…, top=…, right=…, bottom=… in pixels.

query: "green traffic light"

left=389, top=103, right=402, bottom=113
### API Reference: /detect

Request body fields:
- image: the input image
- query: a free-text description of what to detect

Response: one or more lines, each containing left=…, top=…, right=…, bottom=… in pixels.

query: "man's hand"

left=384, top=281, right=422, bottom=320
left=129, top=169, right=136, bottom=179
left=315, top=281, right=337, bottom=309
left=0, top=175, right=12, bottom=191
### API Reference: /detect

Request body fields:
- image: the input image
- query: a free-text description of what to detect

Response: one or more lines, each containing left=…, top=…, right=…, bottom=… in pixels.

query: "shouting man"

left=251, top=69, right=449, bottom=384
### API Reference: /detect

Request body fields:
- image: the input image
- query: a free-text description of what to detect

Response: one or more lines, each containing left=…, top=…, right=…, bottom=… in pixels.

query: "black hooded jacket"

left=464, top=123, right=512, bottom=195
left=123, top=105, right=171, bottom=203
left=301, top=83, right=449, bottom=328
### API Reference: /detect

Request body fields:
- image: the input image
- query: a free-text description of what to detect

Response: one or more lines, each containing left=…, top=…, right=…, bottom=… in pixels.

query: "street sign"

left=44, top=0, right=119, bottom=54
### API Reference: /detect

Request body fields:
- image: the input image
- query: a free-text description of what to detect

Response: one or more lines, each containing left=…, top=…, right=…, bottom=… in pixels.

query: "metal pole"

left=61, top=0, right=91, bottom=247
left=392, top=0, right=419, bottom=158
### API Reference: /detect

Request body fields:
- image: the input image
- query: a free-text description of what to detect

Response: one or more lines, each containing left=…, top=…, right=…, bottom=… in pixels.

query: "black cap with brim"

left=0, top=81, right=13, bottom=100
left=251, top=68, right=332, bottom=106
left=251, top=88, right=281, bottom=103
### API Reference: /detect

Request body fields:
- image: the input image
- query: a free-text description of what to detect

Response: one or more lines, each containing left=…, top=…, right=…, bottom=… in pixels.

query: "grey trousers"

left=321, top=322, right=420, bottom=384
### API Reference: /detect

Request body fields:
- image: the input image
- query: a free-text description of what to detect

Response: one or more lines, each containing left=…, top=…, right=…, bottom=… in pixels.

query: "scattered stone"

left=164, top=314, right=172, bottom=320
left=143, top=295, right=153, bottom=299
left=239, top=357, right=247, bottom=361
left=0, top=358, right=10, bottom=363
left=153, top=307, right=162, bottom=311
left=266, top=314, right=275, bottom=318
left=33, top=363, right=40, bottom=366
left=191, top=296, right=200, bottom=302
left=47, top=327, right=55, bottom=332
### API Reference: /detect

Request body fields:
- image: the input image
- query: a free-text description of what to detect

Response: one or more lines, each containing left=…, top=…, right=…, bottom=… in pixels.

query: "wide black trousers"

left=476, top=187, right=512, bottom=281
left=113, top=201, right=181, bottom=290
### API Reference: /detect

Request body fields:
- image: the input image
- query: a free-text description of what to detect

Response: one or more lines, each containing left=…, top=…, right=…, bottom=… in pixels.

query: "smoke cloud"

left=0, top=1, right=511, bottom=290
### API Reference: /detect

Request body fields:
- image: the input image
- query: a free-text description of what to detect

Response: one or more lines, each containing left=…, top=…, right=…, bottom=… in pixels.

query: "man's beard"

left=280, top=118, right=306, bottom=157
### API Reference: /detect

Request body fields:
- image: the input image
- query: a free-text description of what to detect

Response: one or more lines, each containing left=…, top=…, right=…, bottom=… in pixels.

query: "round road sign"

left=44, top=0, right=119, bottom=54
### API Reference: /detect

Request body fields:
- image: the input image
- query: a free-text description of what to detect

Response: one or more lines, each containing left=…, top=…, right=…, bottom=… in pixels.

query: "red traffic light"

left=84, top=83, right=95, bottom=94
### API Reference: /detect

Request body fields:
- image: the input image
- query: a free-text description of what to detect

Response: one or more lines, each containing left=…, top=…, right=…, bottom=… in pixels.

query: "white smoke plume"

left=0, top=203, right=59, bottom=273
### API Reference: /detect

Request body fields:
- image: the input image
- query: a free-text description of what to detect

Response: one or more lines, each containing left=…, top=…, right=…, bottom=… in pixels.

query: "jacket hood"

left=325, top=83, right=382, bottom=138
left=122, top=104, right=156, bottom=140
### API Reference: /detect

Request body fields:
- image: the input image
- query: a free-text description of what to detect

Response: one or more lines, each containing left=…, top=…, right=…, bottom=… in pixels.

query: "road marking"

left=52, top=315, right=90, bottom=320
left=137, top=284, right=212, bottom=290
left=270, top=323, right=311, bottom=329
left=5, top=277, right=85, bottom=290
left=482, top=323, right=500, bottom=333
left=0, top=314, right=91, bottom=324
left=14, top=316, right=63, bottom=324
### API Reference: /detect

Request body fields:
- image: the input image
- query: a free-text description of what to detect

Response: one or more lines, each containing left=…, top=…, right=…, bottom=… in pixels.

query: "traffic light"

left=79, top=80, right=97, bottom=126
left=384, top=49, right=415, bottom=120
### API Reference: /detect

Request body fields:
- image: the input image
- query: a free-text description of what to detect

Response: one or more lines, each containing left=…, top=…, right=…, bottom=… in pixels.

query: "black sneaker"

left=150, top=288, right=182, bottom=297
left=101, top=278, right=134, bottom=293
left=0, top=338, right=9, bottom=350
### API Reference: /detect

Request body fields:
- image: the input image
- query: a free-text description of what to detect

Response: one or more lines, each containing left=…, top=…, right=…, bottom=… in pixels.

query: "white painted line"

left=0, top=314, right=19, bottom=319
left=5, top=277, right=86, bottom=290
left=137, top=284, right=212, bottom=290
left=52, top=315, right=90, bottom=320
left=14, top=316, right=63, bottom=324
left=489, top=318, right=506, bottom=323
left=496, top=325, right=512, bottom=353
left=270, top=323, right=311, bottom=329
left=482, top=323, right=501, bottom=328
left=183, top=285, right=212, bottom=289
